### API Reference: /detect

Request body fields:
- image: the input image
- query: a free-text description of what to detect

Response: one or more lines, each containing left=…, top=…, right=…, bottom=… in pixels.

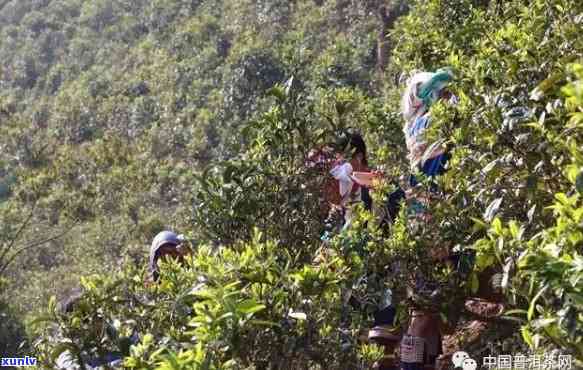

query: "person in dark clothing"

left=309, top=130, right=373, bottom=231
left=148, top=230, right=190, bottom=283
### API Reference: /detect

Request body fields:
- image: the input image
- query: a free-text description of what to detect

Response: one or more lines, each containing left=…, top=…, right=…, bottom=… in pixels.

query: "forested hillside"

left=0, top=0, right=582, bottom=369
left=0, top=0, right=405, bottom=358
left=0, top=0, right=400, bottom=310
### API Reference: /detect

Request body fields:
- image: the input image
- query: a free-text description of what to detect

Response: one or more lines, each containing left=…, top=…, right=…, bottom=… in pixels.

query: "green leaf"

left=491, top=218, right=503, bottom=235
left=471, top=217, right=488, bottom=233
left=28, top=314, right=56, bottom=328
left=284, top=76, right=294, bottom=96
left=216, top=312, right=234, bottom=322
left=484, top=198, right=503, bottom=222
left=249, top=319, right=280, bottom=328
left=469, top=272, right=479, bottom=294
left=142, top=333, right=154, bottom=346
left=48, top=296, right=57, bottom=313
left=521, top=326, right=534, bottom=348
left=532, top=318, right=556, bottom=329
left=237, top=299, right=266, bottom=315
left=529, top=73, right=563, bottom=101
left=482, top=159, right=498, bottom=174
left=509, top=221, right=521, bottom=239
left=528, top=285, right=547, bottom=321
left=267, top=86, right=286, bottom=103
left=475, top=252, right=495, bottom=271
left=527, top=205, right=536, bottom=223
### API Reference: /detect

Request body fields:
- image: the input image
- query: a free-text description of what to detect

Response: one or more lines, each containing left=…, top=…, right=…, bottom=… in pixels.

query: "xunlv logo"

left=0, top=356, right=37, bottom=367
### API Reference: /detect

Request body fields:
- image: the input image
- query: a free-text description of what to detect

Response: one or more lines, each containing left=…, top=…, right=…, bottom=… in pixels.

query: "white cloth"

left=330, top=162, right=362, bottom=229
left=329, top=162, right=354, bottom=205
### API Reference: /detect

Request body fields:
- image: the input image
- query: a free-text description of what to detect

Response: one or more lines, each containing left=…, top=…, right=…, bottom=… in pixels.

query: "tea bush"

left=0, top=0, right=582, bottom=368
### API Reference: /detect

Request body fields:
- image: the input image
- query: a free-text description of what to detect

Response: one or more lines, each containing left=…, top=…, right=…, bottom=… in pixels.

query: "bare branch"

left=0, top=202, right=37, bottom=266
left=0, top=219, right=79, bottom=276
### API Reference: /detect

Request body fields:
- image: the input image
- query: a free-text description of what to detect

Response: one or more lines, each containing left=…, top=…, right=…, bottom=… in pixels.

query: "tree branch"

left=0, top=219, right=79, bottom=276
left=0, top=203, right=37, bottom=267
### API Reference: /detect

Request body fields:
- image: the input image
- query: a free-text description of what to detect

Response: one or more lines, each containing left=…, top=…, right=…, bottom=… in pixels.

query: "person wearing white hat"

left=148, top=230, right=189, bottom=282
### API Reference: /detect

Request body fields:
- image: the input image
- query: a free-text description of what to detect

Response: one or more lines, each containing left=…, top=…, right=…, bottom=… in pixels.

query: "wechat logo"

left=452, top=351, right=477, bottom=370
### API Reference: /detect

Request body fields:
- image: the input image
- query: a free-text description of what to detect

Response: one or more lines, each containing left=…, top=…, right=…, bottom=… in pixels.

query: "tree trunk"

left=376, top=0, right=408, bottom=73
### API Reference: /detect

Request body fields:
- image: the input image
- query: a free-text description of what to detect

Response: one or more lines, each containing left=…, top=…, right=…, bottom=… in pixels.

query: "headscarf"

left=401, top=68, right=454, bottom=123
left=149, top=230, right=183, bottom=281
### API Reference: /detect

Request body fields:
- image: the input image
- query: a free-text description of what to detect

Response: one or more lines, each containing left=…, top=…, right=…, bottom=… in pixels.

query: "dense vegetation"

left=0, top=0, right=582, bottom=368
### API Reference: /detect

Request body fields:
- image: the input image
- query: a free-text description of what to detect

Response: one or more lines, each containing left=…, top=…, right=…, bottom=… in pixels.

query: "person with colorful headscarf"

left=398, top=68, right=456, bottom=370
left=402, top=68, right=455, bottom=181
